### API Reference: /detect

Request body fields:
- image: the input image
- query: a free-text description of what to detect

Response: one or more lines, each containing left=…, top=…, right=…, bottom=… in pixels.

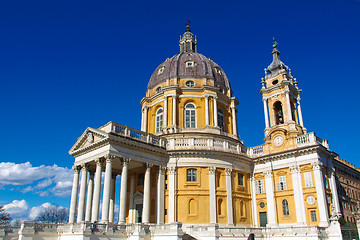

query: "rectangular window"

left=255, top=180, right=264, bottom=194
left=165, top=209, right=167, bottom=215
left=304, top=172, right=313, bottom=187
left=277, top=176, right=287, bottom=191
left=238, top=173, right=244, bottom=186
left=311, top=210, right=317, bottom=222
left=138, top=173, right=144, bottom=186
left=186, top=168, right=197, bottom=182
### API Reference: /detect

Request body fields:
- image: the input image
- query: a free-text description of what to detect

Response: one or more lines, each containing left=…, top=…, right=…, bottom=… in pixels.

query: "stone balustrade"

left=109, top=122, right=167, bottom=148
left=296, top=132, right=329, bottom=149
left=167, top=136, right=244, bottom=154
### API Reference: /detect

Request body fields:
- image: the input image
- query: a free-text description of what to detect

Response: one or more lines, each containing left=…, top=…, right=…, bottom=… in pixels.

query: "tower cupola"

left=266, top=39, right=289, bottom=75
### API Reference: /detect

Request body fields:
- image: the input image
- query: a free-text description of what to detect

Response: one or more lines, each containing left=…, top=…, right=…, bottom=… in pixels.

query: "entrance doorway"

left=135, top=204, right=143, bottom=223
left=259, top=212, right=267, bottom=227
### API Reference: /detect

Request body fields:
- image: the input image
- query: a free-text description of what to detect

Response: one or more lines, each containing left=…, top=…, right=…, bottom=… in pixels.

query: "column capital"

left=142, top=105, right=149, bottom=110
left=171, top=94, right=177, bottom=98
left=145, top=163, right=153, bottom=172
left=95, top=158, right=104, bottom=166
left=290, top=165, right=301, bottom=174
left=284, top=87, right=290, bottom=93
left=225, top=168, right=232, bottom=176
left=163, top=95, right=168, bottom=100
left=262, top=97, right=268, bottom=102
left=209, top=167, right=216, bottom=174
left=204, top=93, right=210, bottom=99
left=264, top=170, right=273, bottom=179
left=105, top=154, right=115, bottom=163
left=122, top=158, right=130, bottom=166
left=73, top=165, right=81, bottom=173
left=168, top=166, right=176, bottom=174
left=80, top=163, right=90, bottom=171
left=213, top=96, right=218, bottom=100
left=158, top=166, right=166, bottom=175
left=312, top=161, right=323, bottom=170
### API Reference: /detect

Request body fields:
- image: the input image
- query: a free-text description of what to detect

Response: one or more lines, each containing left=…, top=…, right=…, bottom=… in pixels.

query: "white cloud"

left=4, top=200, right=68, bottom=222
left=3, top=200, right=29, bottom=219
left=0, top=162, right=73, bottom=197
left=29, top=202, right=52, bottom=220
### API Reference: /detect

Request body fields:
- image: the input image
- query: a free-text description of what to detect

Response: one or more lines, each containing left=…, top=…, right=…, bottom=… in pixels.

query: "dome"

left=147, top=52, right=231, bottom=90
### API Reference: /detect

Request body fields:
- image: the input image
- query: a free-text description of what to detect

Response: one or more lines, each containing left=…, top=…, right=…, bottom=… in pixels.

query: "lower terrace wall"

left=0, top=221, right=344, bottom=240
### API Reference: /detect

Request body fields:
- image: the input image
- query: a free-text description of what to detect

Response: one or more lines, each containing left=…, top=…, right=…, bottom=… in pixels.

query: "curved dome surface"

left=147, top=52, right=231, bottom=90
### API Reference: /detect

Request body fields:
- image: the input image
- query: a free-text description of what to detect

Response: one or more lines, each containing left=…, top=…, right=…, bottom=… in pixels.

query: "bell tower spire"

left=179, top=21, right=197, bottom=53
left=260, top=39, right=306, bottom=153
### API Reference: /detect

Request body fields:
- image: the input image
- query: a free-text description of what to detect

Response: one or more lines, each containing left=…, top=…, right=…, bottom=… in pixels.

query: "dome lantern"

left=179, top=21, right=197, bottom=53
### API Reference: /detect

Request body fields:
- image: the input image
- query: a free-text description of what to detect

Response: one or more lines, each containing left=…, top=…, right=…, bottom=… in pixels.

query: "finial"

left=294, top=78, right=298, bottom=89
left=186, top=20, right=191, bottom=32
left=272, top=37, right=278, bottom=48
left=261, top=78, right=265, bottom=88
left=264, top=68, right=267, bottom=76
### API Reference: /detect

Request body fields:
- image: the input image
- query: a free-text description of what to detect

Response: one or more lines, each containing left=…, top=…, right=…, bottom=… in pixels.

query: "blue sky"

left=0, top=0, right=359, bottom=221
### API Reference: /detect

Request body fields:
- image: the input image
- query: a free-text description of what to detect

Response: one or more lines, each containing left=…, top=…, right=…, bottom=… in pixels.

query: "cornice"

left=253, top=145, right=320, bottom=164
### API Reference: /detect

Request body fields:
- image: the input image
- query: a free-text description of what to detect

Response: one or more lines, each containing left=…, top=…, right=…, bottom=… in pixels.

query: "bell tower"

left=260, top=39, right=306, bottom=153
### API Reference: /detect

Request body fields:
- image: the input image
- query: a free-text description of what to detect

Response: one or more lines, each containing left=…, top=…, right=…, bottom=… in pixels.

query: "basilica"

left=9, top=25, right=360, bottom=240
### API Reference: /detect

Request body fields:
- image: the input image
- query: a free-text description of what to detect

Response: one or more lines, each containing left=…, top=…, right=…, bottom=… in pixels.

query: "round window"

left=186, top=81, right=195, bottom=87
left=272, top=80, right=279, bottom=85
left=307, top=196, right=315, bottom=205
left=260, top=202, right=265, bottom=208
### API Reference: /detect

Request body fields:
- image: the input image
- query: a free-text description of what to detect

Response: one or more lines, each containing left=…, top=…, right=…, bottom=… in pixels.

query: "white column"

left=209, top=167, right=217, bottom=224
left=213, top=97, right=218, bottom=127
left=329, top=165, right=341, bottom=215
left=119, top=159, right=129, bottom=223
left=157, top=166, right=165, bottom=224
left=290, top=165, right=306, bottom=225
left=141, top=107, right=145, bottom=131
left=109, top=173, right=116, bottom=223
left=312, top=162, right=329, bottom=226
left=142, top=106, right=148, bottom=132
left=69, top=166, right=80, bottom=224
left=142, top=164, right=152, bottom=223
left=250, top=175, right=258, bottom=227
left=231, top=106, right=238, bottom=136
left=172, top=95, right=177, bottom=127
left=263, top=98, right=269, bottom=128
left=85, top=171, right=94, bottom=222
left=225, top=168, right=233, bottom=225
left=205, top=95, right=210, bottom=126
left=128, top=174, right=135, bottom=223
left=297, top=97, right=304, bottom=127
left=285, top=88, right=293, bottom=122
left=264, top=170, right=276, bottom=226
left=163, top=96, right=168, bottom=128
left=101, top=156, right=113, bottom=222
left=77, top=164, right=88, bottom=223
left=168, top=167, right=176, bottom=223
left=91, top=159, right=103, bottom=222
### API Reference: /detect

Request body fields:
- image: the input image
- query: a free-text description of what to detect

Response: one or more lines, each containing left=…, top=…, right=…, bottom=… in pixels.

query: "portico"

left=68, top=122, right=167, bottom=225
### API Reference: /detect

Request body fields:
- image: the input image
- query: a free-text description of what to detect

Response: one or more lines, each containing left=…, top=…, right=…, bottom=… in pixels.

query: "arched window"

left=218, top=108, right=225, bottom=132
left=186, top=168, right=197, bottom=182
left=184, top=103, right=196, bottom=128
left=189, top=199, right=197, bottom=215
left=274, top=101, right=284, bottom=125
left=155, top=108, right=163, bottom=133
left=156, top=87, right=162, bottom=93
left=282, top=199, right=289, bottom=216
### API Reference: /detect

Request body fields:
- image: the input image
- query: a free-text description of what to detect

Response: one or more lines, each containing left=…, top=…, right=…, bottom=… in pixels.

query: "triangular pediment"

left=69, top=127, right=108, bottom=155
left=133, top=191, right=143, bottom=198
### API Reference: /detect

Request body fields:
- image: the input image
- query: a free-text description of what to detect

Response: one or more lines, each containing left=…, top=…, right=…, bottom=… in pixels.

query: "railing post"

left=237, top=144, right=240, bottom=153
left=124, top=127, right=129, bottom=137
left=207, top=139, right=213, bottom=148
left=309, top=132, right=315, bottom=143
left=146, top=134, right=151, bottom=144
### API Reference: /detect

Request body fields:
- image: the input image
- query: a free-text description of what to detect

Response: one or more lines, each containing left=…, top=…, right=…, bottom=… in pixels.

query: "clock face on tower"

left=274, top=136, right=284, bottom=146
